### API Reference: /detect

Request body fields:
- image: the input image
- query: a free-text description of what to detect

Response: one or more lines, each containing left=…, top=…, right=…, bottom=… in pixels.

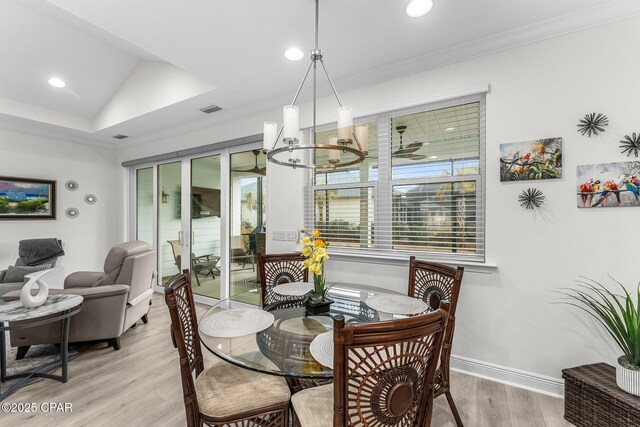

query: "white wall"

left=118, top=16, right=640, bottom=384
left=0, top=130, right=122, bottom=274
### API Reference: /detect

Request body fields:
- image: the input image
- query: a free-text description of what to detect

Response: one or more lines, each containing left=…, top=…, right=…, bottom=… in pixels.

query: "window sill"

left=327, top=250, right=498, bottom=274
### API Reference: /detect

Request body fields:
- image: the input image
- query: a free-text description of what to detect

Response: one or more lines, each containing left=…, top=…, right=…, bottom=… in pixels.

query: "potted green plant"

left=560, top=277, right=640, bottom=396
left=300, top=229, right=333, bottom=313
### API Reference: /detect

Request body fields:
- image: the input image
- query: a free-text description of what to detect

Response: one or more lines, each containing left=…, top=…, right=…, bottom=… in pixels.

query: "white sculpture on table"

left=20, top=269, right=50, bottom=308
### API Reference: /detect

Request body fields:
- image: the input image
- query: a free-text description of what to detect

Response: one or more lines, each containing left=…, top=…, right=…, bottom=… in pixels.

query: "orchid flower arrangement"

left=300, top=229, right=330, bottom=300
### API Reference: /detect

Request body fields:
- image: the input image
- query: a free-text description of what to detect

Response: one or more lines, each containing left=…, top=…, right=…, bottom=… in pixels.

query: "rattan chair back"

left=164, top=271, right=203, bottom=426
left=332, top=305, right=448, bottom=426
left=258, top=252, right=308, bottom=307
left=408, top=257, right=465, bottom=426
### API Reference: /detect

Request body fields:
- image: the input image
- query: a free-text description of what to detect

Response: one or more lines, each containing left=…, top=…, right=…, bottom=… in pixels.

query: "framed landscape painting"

left=577, top=161, right=640, bottom=208
left=0, top=177, right=56, bottom=219
left=500, top=137, right=562, bottom=182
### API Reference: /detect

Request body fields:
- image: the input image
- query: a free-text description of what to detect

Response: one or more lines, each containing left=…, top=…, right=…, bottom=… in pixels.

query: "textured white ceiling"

left=1, top=0, right=639, bottom=146
left=0, top=0, right=142, bottom=119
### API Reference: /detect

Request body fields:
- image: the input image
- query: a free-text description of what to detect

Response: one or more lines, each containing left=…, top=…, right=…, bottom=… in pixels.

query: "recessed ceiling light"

left=445, top=127, right=456, bottom=131
left=406, top=0, right=433, bottom=18
left=48, top=77, right=66, bottom=88
left=429, top=155, right=438, bottom=159
left=284, top=47, right=304, bottom=61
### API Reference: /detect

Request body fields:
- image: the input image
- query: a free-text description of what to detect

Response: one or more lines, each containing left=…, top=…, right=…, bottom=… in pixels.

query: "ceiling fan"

left=392, top=125, right=427, bottom=160
left=231, top=150, right=267, bottom=176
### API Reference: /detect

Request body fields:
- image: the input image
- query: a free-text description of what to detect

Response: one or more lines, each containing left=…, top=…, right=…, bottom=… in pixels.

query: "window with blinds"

left=305, top=94, right=485, bottom=262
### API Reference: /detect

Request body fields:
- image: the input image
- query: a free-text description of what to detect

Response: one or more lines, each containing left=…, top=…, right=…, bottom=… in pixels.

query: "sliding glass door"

left=130, top=142, right=264, bottom=305
left=158, top=161, right=183, bottom=287
left=229, top=149, right=267, bottom=305
left=135, top=167, right=154, bottom=245
left=190, top=155, right=222, bottom=298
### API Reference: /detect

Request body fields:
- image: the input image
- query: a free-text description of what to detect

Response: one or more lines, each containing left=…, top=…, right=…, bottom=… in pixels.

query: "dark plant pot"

left=305, top=297, right=334, bottom=315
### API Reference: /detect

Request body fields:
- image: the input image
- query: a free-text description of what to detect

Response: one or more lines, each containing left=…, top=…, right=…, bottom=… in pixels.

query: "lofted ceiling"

left=1, top=0, right=639, bottom=147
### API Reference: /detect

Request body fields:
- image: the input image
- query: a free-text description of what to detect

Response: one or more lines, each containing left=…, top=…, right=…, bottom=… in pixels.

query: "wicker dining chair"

left=164, top=271, right=291, bottom=427
left=291, top=305, right=448, bottom=426
left=258, top=252, right=308, bottom=307
left=408, top=256, right=465, bottom=426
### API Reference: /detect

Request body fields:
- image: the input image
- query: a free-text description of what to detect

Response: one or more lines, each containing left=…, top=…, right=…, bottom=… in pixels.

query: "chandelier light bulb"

left=337, top=106, right=353, bottom=142
left=263, top=122, right=278, bottom=150
left=356, top=124, right=369, bottom=154
left=405, top=0, right=433, bottom=18
left=283, top=105, right=299, bottom=141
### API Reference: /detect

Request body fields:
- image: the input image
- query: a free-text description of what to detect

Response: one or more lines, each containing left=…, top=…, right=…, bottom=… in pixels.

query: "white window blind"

left=305, top=94, right=486, bottom=263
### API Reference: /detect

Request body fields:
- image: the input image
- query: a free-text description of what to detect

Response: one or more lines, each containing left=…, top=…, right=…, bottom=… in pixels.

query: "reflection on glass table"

left=199, top=284, right=412, bottom=379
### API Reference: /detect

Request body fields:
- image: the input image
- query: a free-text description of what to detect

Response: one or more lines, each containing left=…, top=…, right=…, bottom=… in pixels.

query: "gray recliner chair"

left=0, top=238, right=65, bottom=301
left=3, top=241, right=156, bottom=357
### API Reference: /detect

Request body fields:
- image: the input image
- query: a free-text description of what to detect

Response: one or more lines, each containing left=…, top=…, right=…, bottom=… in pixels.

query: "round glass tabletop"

left=199, top=283, right=405, bottom=379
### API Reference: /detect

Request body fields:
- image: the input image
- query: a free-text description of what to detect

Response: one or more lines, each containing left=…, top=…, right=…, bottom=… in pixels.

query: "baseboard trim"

left=450, top=355, right=564, bottom=398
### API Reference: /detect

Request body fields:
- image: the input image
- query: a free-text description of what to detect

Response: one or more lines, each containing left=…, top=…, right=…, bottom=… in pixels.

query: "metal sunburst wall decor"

left=518, top=188, right=545, bottom=210
left=577, top=113, right=609, bottom=137
left=620, top=133, right=640, bottom=157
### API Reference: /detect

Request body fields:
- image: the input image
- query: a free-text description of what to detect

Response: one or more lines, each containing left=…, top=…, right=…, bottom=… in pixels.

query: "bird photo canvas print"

left=499, top=138, right=562, bottom=182
left=576, top=161, right=640, bottom=208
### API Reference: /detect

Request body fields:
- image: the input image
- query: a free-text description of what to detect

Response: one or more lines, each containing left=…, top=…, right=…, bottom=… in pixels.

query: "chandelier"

left=263, top=0, right=368, bottom=170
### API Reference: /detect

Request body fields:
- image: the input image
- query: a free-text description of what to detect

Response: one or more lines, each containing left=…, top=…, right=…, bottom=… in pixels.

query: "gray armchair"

left=3, top=241, right=156, bottom=357
left=0, top=238, right=65, bottom=301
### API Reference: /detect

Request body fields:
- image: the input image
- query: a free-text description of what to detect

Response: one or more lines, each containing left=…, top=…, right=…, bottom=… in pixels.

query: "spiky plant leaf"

left=558, top=278, right=640, bottom=367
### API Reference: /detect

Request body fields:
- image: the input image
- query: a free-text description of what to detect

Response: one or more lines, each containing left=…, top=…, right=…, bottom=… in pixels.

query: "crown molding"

left=4, top=1, right=640, bottom=151
left=0, top=115, right=115, bottom=149
left=116, top=2, right=640, bottom=151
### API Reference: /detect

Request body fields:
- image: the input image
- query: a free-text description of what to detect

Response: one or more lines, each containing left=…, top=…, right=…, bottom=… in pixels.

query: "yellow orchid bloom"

left=315, top=248, right=328, bottom=262
left=310, top=263, right=322, bottom=275
left=301, top=236, right=311, bottom=245
left=301, top=247, right=311, bottom=257
left=312, top=229, right=321, bottom=237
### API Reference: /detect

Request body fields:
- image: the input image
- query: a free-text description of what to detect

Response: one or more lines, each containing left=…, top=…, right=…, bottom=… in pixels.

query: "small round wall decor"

left=620, top=133, right=640, bottom=157
left=84, top=194, right=97, bottom=204
left=518, top=188, right=545, bottom=210
left=65, top=207, right=80, bottom=218
left=65, top=180, right=79, bottom=191
left=577, top=113, right=609, bottom=137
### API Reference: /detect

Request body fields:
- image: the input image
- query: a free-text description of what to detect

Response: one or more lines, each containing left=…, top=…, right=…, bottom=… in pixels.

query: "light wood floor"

left=2, top=294, right=570, bottom=426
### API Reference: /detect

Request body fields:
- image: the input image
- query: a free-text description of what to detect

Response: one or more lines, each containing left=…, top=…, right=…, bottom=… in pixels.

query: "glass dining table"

left=199, top=284, right=407, bottom=380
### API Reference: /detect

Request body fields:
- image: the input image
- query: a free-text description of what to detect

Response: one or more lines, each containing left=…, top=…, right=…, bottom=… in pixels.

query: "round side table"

left=0, top=294, right=83, bottom=400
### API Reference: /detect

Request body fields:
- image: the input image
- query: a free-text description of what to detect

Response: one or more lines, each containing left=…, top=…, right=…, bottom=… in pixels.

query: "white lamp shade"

left=263, top=122, right=278, bottom=150
left=356, top=124, right=369, bottom=153
left=337, top=106, right=353, bottom=141
left=328, top=137, right=340, bottom=162
left=283, top=105, right=299, bottom=140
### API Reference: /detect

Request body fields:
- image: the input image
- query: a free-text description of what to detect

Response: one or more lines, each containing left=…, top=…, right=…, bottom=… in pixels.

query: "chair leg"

left=108, top=338, right=121, bottom=351
left=16, top=346, right=30, bottom=360
left=445, top=391, right=464, bottom=427
left=142, top=313, right=149, bottom=324
left=193, top=271, right=201, bottom=287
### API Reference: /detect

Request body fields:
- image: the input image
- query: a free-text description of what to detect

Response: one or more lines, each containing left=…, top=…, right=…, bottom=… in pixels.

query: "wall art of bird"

left=623, top=179, right=640, bottom=202
left=579, top=179, right=593, bottom=208
left=518, top=153, right=531, bottom=174
left=588, top=179, right=600, bottom=206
